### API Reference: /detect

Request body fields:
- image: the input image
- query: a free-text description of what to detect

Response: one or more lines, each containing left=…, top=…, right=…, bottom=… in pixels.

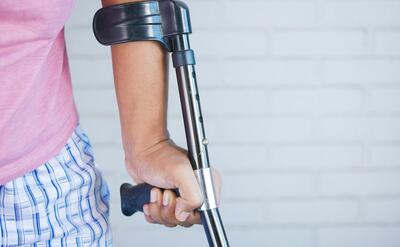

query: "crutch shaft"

left=174, top=50, right=229, bottom=247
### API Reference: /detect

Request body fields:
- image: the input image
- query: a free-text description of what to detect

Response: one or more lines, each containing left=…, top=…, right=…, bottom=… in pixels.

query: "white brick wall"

left=65, top=0, right=400, bottom=246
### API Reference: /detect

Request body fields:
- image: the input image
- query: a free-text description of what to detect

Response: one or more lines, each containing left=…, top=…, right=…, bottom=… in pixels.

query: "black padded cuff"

left=92, top=0, right=192, bottom=52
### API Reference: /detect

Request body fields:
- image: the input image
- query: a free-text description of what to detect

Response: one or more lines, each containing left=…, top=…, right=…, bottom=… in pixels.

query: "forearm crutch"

left=92, top=1, right=230, bottom=246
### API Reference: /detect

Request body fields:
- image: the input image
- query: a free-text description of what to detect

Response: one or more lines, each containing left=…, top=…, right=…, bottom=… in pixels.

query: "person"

left=0, top=0, right=221, bottom=245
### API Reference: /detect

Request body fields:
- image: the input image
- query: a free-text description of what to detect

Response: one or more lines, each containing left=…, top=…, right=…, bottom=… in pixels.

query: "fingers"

left=143, top=204, right=156, bottom=224
left=146, top=188, right=170, bottom=226
left=143, top=188, right=201, bottom=227
left=160, top=189, right=178, bottom=227
left=143, top=166, right=223, bottom=227
left=174, top=165, right=203, bottom=222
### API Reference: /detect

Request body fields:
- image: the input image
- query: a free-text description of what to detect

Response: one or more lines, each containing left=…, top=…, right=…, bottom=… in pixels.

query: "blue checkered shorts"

left=0, top=124, right=112, bottom=246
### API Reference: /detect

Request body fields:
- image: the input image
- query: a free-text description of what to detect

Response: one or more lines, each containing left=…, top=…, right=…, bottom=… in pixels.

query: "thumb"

left=174, top=169, right=203, bottom=222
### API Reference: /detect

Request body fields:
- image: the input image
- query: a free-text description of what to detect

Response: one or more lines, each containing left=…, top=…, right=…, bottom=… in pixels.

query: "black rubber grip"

left=120, top=183, right=180, bottom=216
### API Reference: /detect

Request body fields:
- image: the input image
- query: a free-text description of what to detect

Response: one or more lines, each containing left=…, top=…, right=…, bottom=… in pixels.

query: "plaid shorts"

left=0, top=124, right=112, bottom=246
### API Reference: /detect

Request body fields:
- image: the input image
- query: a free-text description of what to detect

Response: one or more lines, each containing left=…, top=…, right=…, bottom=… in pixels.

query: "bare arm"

left=109, top=28, right=169, bottom=160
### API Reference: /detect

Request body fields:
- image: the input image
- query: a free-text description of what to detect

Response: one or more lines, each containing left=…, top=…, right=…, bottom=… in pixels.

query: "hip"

left=0, top=124, right=112, bottom=246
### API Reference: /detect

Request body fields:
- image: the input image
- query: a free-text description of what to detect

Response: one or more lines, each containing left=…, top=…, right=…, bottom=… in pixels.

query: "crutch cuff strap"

left=172, top=50, right=196, bottom=67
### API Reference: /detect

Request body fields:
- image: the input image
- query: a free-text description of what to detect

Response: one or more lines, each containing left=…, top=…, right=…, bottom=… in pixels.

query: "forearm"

left=102, top=0, right=170, bottom=161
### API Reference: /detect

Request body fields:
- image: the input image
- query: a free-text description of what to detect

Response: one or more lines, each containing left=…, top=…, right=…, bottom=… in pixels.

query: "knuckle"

left=151, top=215, right=162, bottom=223
left=160, top=210, right=172, bottom=221
left=149, top=208, right=162, bottom=222
left=145, top=216, right=155, bottom=224
left=162, top=211, right=178, bottom=226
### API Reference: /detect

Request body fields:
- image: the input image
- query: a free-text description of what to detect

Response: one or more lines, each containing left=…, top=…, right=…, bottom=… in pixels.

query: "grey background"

left=65, top=0, right=400, bottom=246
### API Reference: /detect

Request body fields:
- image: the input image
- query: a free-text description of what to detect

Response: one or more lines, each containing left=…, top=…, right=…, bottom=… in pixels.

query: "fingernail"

left=143, top=205, right=150, bottom=216
left=150, top=189, right=157, bottom=203
left=163, top=193, right=169, bottom=206
left=177, top=211, right=190, bottom=222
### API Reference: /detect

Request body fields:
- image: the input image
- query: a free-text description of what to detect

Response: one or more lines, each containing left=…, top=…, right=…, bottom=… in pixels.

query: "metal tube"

left=172, top=34, right=230, bottom=247
left=201, top=209, right=230, bottom=247
left=174, top=64, right=209, bottom=170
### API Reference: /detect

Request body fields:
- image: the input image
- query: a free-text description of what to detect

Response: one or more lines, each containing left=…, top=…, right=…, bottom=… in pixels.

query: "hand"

left=125, top=138, right=222, bottom=227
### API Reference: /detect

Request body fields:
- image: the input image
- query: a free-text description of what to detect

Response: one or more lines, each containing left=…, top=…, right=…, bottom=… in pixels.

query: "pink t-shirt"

left=0, top=0, right=78, bottom=184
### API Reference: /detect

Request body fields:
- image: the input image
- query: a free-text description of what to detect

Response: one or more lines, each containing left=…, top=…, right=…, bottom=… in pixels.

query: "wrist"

left=122, top=129, right=170, bottom=163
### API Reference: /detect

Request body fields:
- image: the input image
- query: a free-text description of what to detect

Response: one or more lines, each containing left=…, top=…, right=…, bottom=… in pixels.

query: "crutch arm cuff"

left=92, top=0, right=192, bottom=52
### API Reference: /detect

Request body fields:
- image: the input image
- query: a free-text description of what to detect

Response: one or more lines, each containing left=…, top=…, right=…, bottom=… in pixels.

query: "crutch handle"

left=120, top=183, right=180, bottom=216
